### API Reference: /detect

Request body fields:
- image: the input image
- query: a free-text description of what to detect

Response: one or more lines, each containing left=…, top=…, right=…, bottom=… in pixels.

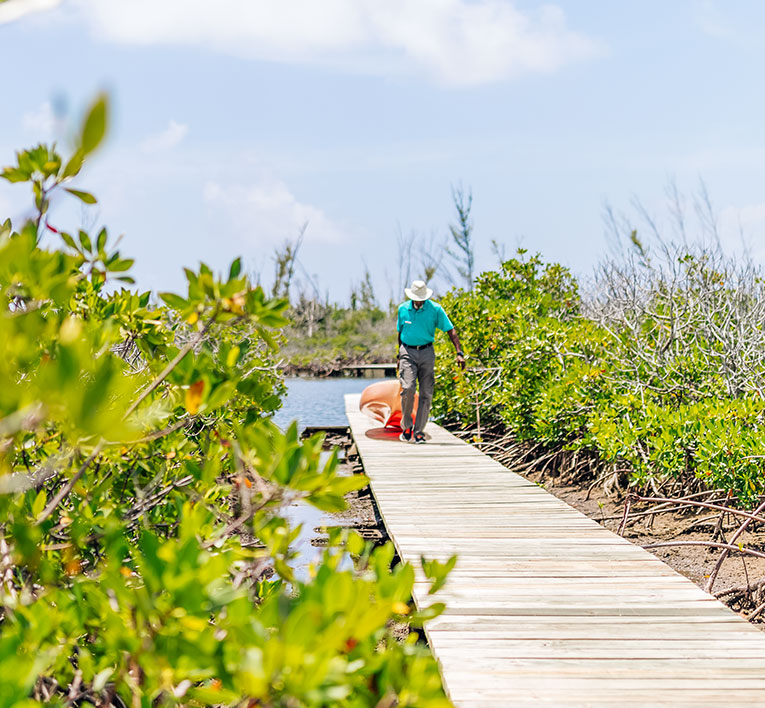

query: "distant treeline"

left=282, top=300, right=396, bottom=376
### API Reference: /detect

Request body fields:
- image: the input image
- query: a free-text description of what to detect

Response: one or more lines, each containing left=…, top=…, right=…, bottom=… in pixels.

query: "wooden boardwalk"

left=345, top=394, right=765, bottom=707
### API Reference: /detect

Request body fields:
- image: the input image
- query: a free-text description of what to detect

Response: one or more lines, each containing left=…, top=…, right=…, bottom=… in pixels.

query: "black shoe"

left=399, top=427, right=413, bottom=443
left=414, top=432, right=426, bottom=444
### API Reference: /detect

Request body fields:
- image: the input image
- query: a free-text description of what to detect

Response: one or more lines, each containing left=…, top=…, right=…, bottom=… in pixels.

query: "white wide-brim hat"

left=405, top=280, right=433, bottom=301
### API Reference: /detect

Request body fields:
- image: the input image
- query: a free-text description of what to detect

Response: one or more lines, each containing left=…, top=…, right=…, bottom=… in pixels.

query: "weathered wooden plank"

left=454, top=693, right=765, bottom=707
left=439, top=665, right=765, bottom=682
left=428, top=627, right=762, bottom=640
left=422, top=577, right=703, bottom=586
left=458, top=701, right=765, bottom=708
left=344, top=394, right=765, bottom=706
left=432, top=638, right=765, bottom=658
left=429, top=582, right=721, bottom=595
left=427, top=613, right=753, bottom=626
left=434, top=605, right=737, bottom=617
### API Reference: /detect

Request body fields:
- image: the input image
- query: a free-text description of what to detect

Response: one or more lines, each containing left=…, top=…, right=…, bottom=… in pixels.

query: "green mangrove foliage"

left=0, top=97, right=452, bottom=708
left=433, top=249, right=765, bottom=501
left=283, top=302, right=396, bottom=376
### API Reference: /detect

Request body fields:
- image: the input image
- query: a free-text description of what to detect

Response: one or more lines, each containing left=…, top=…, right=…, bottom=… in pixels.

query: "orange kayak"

left=359, top=380, right=418, bottom=429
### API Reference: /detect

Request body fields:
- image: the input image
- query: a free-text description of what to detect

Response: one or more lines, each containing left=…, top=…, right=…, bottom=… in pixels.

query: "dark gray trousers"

left=399, top=344, right=435, bottom=434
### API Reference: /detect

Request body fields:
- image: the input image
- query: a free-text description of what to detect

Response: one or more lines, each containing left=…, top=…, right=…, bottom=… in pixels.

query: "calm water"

left=274, top=377, right=395, bottom=580
left=272, top=376, right=395, bottom=432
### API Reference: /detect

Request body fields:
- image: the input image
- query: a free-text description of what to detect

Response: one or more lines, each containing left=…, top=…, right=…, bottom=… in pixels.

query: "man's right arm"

left=396, top=307, right=402, bottom=360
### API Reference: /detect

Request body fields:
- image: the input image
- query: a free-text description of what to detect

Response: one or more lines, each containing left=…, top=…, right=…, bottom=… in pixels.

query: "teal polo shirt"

left=397, top=300, right=454, bottom=346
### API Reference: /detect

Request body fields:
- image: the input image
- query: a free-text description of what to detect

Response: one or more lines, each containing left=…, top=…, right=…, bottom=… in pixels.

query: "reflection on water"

left=284, top=497, right=333, bottom=583
left=272, top=379, right=396, bottom=580
left=272, top=376, right=395, bottom=432
left=283, top=450, right=359, bottom=582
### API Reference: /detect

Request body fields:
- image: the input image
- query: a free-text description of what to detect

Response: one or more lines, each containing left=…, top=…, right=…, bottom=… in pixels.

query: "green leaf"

left=225, top=345, right=241, bottom=368
left=329, top=474, right=369, bottom=496
left=305, top=493, right=347, bottom=513
left=60, top=232, right=78, bottom=251
left=229, top=257, right=242, bottom=280
left=256, top=326, right=278, bottom=351
left=78, top=230, right=92, bottom=252
left=64, top=188, right=97, bottom=205
left=204, top=381, right=235, bottom=412
left=345, top=530, right=366, bottom=556
left=421, top=554, right=457, bottom=595
left=159, top=292, right=189, bottom=310
left=61, top=149, right=84, bottom=179
left=1, top=167, right=29, bottom=183
left=96, top=227, right=107, bottom=254
left=81, top=93, right=108, bottom=155
left=411, top=602, right=446, bottom=624
left=32, top=490, right=47, bottom=518
left=187, top=686, right=240, bottom=704
left=42, top=159, right=61, bottom=177
left=107, top=258, right=134, bottom=273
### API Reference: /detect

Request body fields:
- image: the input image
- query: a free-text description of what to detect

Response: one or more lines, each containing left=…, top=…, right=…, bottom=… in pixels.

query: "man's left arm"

left=446, top=328, right=465, bottom=370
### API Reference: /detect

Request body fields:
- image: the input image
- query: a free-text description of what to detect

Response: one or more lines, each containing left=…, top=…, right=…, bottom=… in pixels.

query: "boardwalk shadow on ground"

left=365, top=427, right=431, bottom=442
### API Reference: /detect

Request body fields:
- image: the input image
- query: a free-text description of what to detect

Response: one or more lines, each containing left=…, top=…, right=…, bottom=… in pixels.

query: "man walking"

left=397, top=280, right=465, bottom=444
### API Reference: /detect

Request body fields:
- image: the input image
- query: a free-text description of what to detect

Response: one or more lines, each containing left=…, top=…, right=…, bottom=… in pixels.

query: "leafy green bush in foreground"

left=0, top=97, right=452, bottom=707
left=434, top=249, right=765, bottom=502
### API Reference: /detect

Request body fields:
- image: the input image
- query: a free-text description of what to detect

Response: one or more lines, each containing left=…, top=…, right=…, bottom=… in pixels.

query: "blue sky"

left=2, top=0, right=765, bottom=304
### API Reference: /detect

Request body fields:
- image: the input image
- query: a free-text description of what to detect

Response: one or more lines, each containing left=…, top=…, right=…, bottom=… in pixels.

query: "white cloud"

left=0, top=0, right=61, bottom=24
left=695, top=1, right=736, bottom=39
left=203, top=177, right=346, bottom=247
left=22, top=101, right=56, bottom=137
left=140, top=120, right=189, bottom=153
left=74, top=0, right=600, bottom=86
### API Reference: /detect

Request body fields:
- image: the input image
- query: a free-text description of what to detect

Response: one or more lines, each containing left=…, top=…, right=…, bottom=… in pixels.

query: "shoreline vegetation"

left=281, top=305, right=397, bottom=377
